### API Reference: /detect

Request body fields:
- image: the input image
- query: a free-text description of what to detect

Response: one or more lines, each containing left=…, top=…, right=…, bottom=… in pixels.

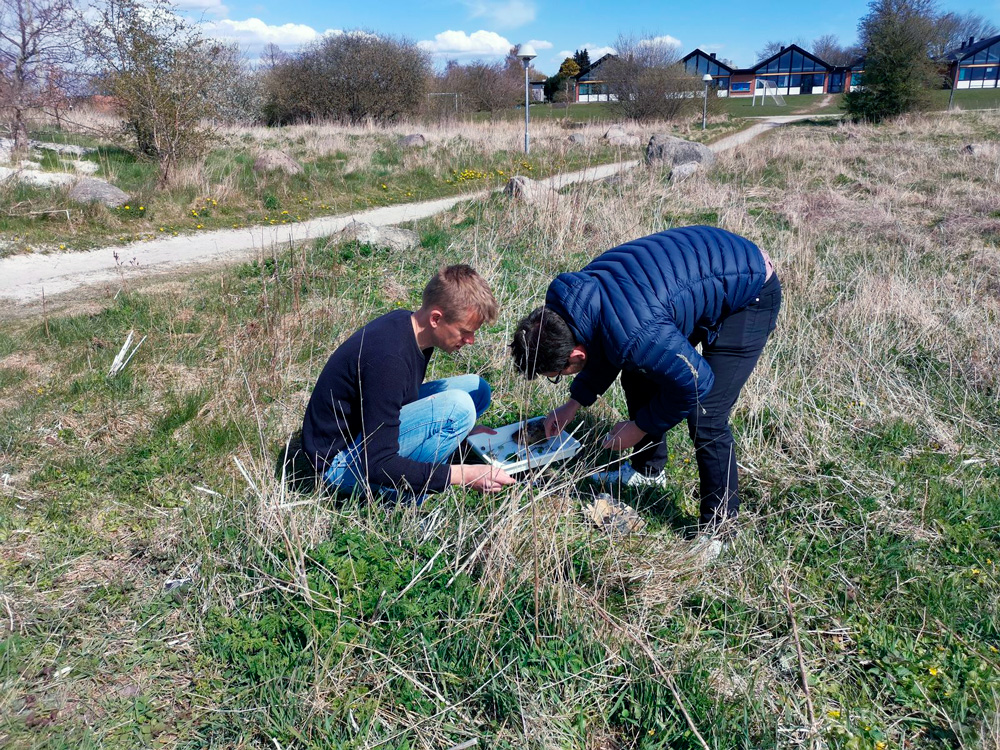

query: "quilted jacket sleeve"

left=627, top=321, right=716, bottom=435
left=569, top=356, right=621, bottom=407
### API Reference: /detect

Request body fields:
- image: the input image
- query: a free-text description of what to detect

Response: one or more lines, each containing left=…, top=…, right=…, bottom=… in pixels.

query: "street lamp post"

left=517, top=44, right=537, bottom=154
left=702, top=73, right=713, bottom=130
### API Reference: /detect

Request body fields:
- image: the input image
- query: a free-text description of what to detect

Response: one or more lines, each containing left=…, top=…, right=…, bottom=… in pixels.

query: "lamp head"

left=517, top=44, right=537, bottom=63
left=702, top=73, right=713, bottom=83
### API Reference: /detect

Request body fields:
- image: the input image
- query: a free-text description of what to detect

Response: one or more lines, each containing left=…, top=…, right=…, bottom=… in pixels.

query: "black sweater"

left=302, top=309, right=451, bottom=493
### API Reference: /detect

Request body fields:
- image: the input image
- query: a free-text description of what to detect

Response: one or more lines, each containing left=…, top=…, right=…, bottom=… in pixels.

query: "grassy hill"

left=1, top=111, right=999, bottom=749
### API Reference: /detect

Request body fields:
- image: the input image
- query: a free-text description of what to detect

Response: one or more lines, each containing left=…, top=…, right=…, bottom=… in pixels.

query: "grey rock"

left=253, top=149, right=303, bottom=176
left=607, top=134, right=641, bottom=147
left=669, top=163, right=701, bottom=182
left=645, top=134, right=716, bottom=169
left=399, top=133, right=427, bottom=148
left=503, top=175, right=561, bottom=206
left=337, top=221, right=419, bottom=253
left=604, top=125, right=628, bottom=139
left=568, top=133, right=587, bottom=145
left=67, top=177, right=130, bottom=207
left=962, top=144, right=976, bottom=156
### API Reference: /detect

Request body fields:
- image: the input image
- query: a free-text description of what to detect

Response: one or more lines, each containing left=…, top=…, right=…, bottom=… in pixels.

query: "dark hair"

left=510, top=306, right=577, bottom=379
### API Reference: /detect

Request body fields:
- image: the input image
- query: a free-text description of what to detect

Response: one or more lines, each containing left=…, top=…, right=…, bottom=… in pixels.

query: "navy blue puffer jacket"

left=544, top=225, right=768, bottom=435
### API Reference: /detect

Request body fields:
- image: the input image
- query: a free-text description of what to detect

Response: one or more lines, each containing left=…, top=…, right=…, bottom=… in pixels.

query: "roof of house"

left=944, top=34, right=1000, bottom=62
left=682, top=48, right=735, bottom=74
left=748, top=43, right=831, bottom=74
left=576, top=54, right=616, bottom=81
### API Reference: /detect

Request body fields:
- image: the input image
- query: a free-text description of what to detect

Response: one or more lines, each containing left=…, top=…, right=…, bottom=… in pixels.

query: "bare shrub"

left=263, top=32, right=430, bottom=126
left=603, top=34, right=702, bottom=122
left=84, top=0, right=244, bottom=183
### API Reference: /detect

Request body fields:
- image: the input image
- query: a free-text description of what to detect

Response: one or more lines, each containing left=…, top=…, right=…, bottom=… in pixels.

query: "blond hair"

left=421, top=264, right=499, bottom=324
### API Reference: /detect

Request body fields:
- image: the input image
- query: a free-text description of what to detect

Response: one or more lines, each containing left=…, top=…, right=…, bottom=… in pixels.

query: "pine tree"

left=573, top=48, right=591, bottom=72
left=844, top=0, right=939, bottom=122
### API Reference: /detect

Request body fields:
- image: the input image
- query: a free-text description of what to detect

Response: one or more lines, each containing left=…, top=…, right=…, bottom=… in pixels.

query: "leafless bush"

left=263, top=32, right=430, bottom=125
left=84, top=0, right=244, bottom=183
left=603, top=34, right=702, bottom=122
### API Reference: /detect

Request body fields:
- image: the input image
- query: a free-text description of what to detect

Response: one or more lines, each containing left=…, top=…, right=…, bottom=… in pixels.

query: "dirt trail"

left=0, top=116, right=814, bottom=310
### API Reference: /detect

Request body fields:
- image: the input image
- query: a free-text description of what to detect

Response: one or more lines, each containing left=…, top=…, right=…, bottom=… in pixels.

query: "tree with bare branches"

left=84, top=0, right=246, bottom=183
left=602, top=34, right=700, bottom=122
left=0, top=0, right=78, bottom=158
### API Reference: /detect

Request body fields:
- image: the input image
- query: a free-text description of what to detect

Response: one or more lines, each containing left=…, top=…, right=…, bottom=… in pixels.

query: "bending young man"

left=511, top=226, right=781, bottom=532
left=303, top=265, right=514, bottom=499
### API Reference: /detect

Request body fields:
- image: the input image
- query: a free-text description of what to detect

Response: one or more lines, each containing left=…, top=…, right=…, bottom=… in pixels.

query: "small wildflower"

left=281, top=210, right=289, bottom=215
left=192, top=210, right=198, bottom=216
left=990, top=646, right=998, bottom=653
left=827, top=710, right=841, bottom=718
left=59, top=244, right=66, bottom=250
left=972, top=568, right=982, bottom=575
left=928, top=667, right=939, bottom=676
left=124, top=205, right=130, bottom=210
left=875, top=743, right=886, bottom=750
left=139, top=206, right=144, bottom=211
left=381, top=184, right=387, bottom=189
left=159, top=227, right=165, bottom=232
left=196, top=224, right=203, bottom=229
left=647, top=729, right=655, bottom=736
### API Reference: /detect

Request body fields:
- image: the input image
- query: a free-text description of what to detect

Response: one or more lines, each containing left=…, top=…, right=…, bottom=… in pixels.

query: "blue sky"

left=184, top=0, right=1000, bottom=74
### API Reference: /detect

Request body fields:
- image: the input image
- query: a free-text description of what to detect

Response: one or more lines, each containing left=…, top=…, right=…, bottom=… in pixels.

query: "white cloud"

left=639, top=34, right=682, bottom=48
left=526, top=39, right=552, bottom=50
left=462, top=0, right=535, bottom=29
left=174, top=0, right=228, bottom=16
left=199, top=17, right=342, bottom=49
left=418, top=29, right=513, bottom=58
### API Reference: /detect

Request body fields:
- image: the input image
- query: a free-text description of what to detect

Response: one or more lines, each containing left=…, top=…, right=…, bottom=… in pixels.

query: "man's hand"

left=451, top=464, right=515, bottom=493
left=603, top=420, right=647, bottom=451
left=544, top=399, right=581, bottom=437
left=468, top=425, right=497, bottom=436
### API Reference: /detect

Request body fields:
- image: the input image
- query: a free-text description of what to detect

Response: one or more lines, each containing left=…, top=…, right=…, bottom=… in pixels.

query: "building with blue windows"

left=682, top=50, right=734, bottom=97
left=739, top=44, right=832, bottom=97
left=946, top=35, right=1000, bottom=90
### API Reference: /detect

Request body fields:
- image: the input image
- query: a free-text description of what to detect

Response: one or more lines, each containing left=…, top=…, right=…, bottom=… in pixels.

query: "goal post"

left=752, top=78, right=786, bottom=107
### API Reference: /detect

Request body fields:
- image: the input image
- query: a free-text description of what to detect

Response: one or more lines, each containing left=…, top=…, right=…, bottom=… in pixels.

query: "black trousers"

left=623, top=274, right=782, bottom=529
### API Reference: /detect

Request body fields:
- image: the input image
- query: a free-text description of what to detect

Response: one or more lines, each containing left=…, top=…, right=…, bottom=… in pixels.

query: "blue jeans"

left=323, top=374, right=491, bottom=500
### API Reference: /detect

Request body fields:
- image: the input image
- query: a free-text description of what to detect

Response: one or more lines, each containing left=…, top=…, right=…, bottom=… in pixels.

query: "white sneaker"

left=589, top=462, right=668, bottom=489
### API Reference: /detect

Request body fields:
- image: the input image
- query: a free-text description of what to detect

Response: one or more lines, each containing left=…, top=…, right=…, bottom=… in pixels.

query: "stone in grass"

left=645, top=134, right=716, bottom=169
left=568, top=133, right=587, bottom=145
left=253, top=149, right=303, bottom=176
left=67, top=177, right=130, bottom=208
left=607, top=134, right=641, bottom=147
left=399, top=133, right=427, bottom=148
left=604, top=125, right=628, bottom=139
left=962, top=144, right=977, bottom=156
left=337, top=221, right=419, bottom=254
left=669, top=163, right=701, bottom=183
left=503, top=175, right=561, bottom=206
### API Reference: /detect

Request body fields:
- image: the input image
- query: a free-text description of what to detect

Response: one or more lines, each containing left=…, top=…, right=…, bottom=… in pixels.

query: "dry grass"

left=2, top=110, right=999, bottom=748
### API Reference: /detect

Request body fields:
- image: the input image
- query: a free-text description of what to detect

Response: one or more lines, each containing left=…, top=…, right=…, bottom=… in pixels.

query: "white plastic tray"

left=466, top=417, right=582, bottom=474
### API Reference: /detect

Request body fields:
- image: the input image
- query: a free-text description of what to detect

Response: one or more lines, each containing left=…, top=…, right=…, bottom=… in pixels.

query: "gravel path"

left=0, top=116, right=814, bottom=307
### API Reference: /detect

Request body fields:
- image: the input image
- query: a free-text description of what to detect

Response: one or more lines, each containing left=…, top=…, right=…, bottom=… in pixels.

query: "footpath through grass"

left=1, top=111, right=1000, bottom=749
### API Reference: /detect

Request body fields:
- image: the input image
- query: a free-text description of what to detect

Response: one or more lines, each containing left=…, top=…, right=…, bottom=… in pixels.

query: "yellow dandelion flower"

left=139, top=206, right=144, bottom=210
left=875, top=743, right=886, bottom=750
left=159, top=227, right=165, bottom=231
left=827, top=710, right=841, bottom=718
left=929, top=667, right=939, bottom=676
left=59, top=244, right=66, bottom=250
left=124, top=205, right=130, bottom=210
left=196, top=224, right=203, bottom=229
left=990, top=646, right=998, bottom=653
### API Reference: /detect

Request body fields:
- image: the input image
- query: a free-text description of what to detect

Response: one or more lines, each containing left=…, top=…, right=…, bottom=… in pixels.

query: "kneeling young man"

left=303, top=265, right=514, bottom=498
left=511, top=226, right=781, bottom=533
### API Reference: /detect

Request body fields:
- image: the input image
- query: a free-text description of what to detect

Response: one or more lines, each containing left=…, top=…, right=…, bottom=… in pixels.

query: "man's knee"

left=471, top=375, right=491, bottom=416
left=439, top=389, right=477, bottom=436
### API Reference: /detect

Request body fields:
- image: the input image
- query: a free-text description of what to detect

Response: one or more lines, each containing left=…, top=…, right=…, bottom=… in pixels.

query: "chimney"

left=710, top=52, right=717, bottom=59
left=969, top=36, right=975, bottom=46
